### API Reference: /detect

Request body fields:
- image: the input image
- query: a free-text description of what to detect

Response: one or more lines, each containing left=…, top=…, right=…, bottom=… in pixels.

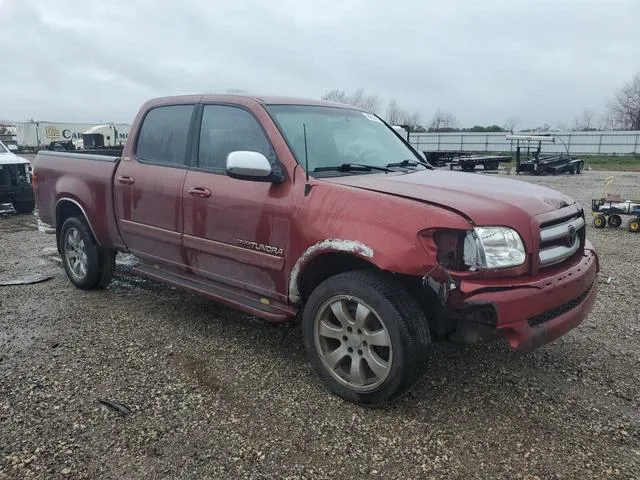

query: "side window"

left=135, top=105, right=194, bottom=166
left=198, top=105, right=276, bottom=171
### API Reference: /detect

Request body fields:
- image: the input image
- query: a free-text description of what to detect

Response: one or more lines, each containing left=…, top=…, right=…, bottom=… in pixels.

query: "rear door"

left=182, top=103, right=292, bottom=301
left=114, top=103, right=196, bottom=270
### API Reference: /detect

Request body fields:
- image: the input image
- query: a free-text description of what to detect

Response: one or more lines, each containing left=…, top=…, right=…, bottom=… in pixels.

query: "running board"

left=131, top=263, right=297, bottom=322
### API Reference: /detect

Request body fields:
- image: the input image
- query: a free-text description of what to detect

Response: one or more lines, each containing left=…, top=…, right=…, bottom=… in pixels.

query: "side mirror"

left=226, top=151, right=273, bottom=181
left=7, top=144, right=18, bottom=152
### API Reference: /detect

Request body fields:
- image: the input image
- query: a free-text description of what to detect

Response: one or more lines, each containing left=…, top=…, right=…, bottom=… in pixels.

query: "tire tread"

left=59, top=216, right=115, bottom=290
left=303, top=269, right=431, bottom=406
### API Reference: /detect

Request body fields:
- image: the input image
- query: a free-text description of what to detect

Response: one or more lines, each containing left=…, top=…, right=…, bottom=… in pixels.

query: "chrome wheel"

left=314, top=295, right=393, bottom=392
left=64, top=227, right=88, bottom=280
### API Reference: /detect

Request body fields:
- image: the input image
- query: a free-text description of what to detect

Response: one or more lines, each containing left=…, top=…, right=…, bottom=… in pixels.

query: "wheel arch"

left=290, top=240, right=379, bottom=304
left=55, top=198, right=99, bottom=252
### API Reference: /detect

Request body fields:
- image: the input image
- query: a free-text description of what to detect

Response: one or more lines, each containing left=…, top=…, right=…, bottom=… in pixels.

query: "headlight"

left=463, top=227, right=526, bottom=270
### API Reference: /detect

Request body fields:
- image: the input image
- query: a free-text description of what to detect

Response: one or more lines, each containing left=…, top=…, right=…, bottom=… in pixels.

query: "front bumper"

left=0, top=185, right=31, bottom=196
left=454, top=240, right=599, bottom=352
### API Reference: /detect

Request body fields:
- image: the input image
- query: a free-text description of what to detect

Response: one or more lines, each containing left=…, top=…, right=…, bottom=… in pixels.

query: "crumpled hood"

left=323, top=169, right=577, bottom=225
left=0, top=152, right=30, bottom=166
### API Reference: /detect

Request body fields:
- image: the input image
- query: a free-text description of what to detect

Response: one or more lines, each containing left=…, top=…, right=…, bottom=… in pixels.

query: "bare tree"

left=599, top=110, right=622, bottom=131
left=385, top=98, right=406, bottom=125
left=405, top=111, right=421, bottom=129
left=606, top=73, right=640, bottom=130
left=322, top=89, right=349, bottom=104
left=322, top=88, right=380, bottom=113
left=503, top=116, right=519, bottom=133
left=429, top=108, right=458, bottom=132
left=348, top=88, right=380, bottom=112
left=573, top=108, right=596, bottom=131
left=226, top=88, right=248, bottom=94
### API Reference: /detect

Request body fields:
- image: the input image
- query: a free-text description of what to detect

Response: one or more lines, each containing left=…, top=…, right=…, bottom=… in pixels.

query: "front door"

left=182, top=104, right=291, bottom=301
left=114, top=103, right=195, bottom=270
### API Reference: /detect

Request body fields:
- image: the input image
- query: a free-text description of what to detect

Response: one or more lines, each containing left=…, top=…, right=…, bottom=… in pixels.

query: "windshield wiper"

left=386, top=159, right=421, bottom=168
left=313, top=163, right=393, bottom=173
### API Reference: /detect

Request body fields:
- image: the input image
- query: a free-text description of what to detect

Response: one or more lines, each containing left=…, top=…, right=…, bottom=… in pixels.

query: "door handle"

left=188, top=187, right=212, bottom=198
left=117, top=175, right=135, bottom=185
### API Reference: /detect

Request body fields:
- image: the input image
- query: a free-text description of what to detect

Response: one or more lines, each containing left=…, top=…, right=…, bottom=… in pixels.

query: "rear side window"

left=135, top=105, right=194, bottom=166
left=198, top=105, right=276, bottom=171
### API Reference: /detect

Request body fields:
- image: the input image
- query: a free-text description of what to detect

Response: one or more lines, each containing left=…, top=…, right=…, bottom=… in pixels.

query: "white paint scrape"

left=288, top=239, right=374, bottom=304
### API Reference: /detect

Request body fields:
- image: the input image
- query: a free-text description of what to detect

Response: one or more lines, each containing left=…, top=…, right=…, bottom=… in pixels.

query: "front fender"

left=288, top=239, right=376, bottom=303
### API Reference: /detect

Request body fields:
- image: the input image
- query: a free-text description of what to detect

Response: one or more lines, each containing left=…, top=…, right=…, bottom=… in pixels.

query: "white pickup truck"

left=0, top=140, right=35, bottom=213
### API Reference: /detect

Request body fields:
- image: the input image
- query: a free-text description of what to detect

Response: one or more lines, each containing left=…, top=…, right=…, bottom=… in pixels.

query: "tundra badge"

left=237, top=239, right=284, bottom=256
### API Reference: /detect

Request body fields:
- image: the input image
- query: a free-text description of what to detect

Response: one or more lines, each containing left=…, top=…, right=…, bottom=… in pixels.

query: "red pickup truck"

left=33, top=94, right=599, bottom=406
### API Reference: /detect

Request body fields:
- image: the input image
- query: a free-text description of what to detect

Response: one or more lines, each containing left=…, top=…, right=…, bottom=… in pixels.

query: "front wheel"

left=628, top=217, right=640, bottom=233
left=593, top=215, right=607, bottom=229
left=302, top=270, right=431, bottom=406
left=60, top=216, right=116, bottom=290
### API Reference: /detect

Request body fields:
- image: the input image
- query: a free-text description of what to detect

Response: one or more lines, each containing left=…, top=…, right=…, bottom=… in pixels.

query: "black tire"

left=59, top=216, right=115, bottom=290
left=608, top=214, right=622, bottom=228
left=628, top=217, right=640, bottom=233
left=461, top=161, right=475, bottom=171
left=302, top=270, right=431, bottom=406
left=593, top=215, right=606, bottom=229
left=484, top=161, right=498, bottom=171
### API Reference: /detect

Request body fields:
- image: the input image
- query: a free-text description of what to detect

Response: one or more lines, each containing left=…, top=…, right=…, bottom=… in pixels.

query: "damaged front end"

left=418, top=224, right=599, bottom=351
left=421, top=265, right=507, bottom=345
left=0, top=162, right=33, bottom=202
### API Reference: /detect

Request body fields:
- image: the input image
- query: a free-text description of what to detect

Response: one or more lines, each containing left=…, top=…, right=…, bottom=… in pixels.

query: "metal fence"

left=407, top=131, right=640, bottom=156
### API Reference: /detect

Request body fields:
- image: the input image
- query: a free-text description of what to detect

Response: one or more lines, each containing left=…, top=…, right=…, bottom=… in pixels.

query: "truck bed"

left=33, top=151, right=126, bottom=249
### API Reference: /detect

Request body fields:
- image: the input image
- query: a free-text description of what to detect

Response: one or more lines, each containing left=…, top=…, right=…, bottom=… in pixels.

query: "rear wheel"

left=593, top=215, right=606, bottom=229
left=608, top=214, right=622, bottom=228
left=302, top=270, right=431, bottom=406
left=484, top=161, right=498, bottom=171
left=60, top=216, right=115, bottom=290
left=628, top=217, right=640, bottom=233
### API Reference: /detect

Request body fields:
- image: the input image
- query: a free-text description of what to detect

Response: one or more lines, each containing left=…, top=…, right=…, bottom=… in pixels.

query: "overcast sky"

left=1, top=0, right=639, bottom=129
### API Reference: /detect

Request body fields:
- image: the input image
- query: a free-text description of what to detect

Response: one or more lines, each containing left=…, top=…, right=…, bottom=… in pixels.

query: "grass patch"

left=583, top=155, right=640, bottom=171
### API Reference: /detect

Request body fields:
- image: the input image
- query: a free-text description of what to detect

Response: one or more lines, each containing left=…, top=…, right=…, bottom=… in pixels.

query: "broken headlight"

left=464, top=227, right=526, bottom=270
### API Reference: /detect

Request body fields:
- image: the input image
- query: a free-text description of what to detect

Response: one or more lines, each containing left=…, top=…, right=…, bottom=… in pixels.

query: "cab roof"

left=147, top=93, right=364, bottom=111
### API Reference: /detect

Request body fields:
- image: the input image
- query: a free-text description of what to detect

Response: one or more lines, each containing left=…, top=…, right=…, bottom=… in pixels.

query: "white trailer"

left=14, top=121, right=130, bottom=150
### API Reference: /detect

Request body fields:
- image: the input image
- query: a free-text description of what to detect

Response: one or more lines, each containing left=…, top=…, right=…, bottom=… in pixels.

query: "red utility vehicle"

left=33, top=94, right=599, bottom=405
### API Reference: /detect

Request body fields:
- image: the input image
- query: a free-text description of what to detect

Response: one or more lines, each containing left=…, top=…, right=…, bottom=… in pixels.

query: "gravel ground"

left=1, top=168, right=639, bottom=479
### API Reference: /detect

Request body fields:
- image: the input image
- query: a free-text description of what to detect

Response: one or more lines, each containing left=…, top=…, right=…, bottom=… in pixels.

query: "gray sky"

left=1, top=0, right=639, bottom=129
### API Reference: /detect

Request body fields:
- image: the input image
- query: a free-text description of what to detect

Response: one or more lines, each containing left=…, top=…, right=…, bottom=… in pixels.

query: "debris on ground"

left=0, top=273, right=54, bottom=286
left=98, top=398, right=133, bottom=416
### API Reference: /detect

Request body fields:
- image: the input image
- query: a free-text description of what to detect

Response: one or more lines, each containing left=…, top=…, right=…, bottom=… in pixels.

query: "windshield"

left=266, top=105, right=422, bottom=174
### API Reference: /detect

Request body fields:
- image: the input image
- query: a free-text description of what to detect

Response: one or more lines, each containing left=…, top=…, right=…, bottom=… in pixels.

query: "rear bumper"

left=456, top=241, right=599, bottom=352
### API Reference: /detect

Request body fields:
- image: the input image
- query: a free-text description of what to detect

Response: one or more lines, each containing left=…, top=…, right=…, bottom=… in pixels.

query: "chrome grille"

left=539, top=213, right=585, bottom=267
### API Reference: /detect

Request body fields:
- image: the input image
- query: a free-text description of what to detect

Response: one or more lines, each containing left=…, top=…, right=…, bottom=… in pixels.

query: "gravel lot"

left=1, top=168, right=639, bottom=479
